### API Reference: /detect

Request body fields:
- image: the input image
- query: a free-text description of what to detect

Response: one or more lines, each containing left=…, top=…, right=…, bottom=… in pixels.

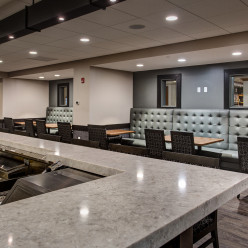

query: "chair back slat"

left=145, top=129, right=166, bottom=158
left=0, top=128, right=10, bottom=133
left=237, top=136, right=248, bottom=173
left=162, top=151, right=220, bottom=169
left=25, top=119, right=35, bottom=137
left=72, top=139, right=100, bottom=148
left=39, top=133, right=61, bottom=142
left=88, top=125, right=108, bottom=149
left=58, top=122, right=72, bottom=143
left=109, top=143, right=149, bottom=157
left=36, top=120, right=46, bottom=138
left=13, top=130, right=30, bottom=137
left=4, top=117, right=14, bottom=133
left=171, top=131, right=195, bottom=154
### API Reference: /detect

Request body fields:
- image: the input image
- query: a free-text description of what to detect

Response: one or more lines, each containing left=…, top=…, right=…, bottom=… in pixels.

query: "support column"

left=73, top=64, right=90, bottom=125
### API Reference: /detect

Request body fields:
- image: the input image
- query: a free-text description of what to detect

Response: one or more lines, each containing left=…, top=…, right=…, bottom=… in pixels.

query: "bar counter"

left=0, top=133, right=247, bottom=248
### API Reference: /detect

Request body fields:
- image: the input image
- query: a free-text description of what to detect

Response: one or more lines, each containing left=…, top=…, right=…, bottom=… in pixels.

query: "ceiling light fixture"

left=166, top=15, right=178, bottom=22
left=8, top=35, right=14, bottom=39
left=80, top=37, right=90, bottom=43
left=58, top=17, right=65, bottom=21
left=136, top=64, right=144, bottom=67
left=29, top=51, right=38, bottom=55
left=54, top=74, right=60, bottom=77
left=110, top=0, right=117, bottom=2
left=0, top=60, right=3, bottom=63
left=178, top=58, right=186, bottom=62
left=232, top=51, right=242, bottom=56
left=39, top=76, right=45, bottom=79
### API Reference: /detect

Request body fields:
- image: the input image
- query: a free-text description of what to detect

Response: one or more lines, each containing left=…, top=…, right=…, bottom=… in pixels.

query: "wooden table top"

left=107, top=130, right=135, bottom=136
left=15, top=122, right=58, bottom=129
left=164, top=135, right=224, bottom=146
left=15, top=123, right=134, bottom=134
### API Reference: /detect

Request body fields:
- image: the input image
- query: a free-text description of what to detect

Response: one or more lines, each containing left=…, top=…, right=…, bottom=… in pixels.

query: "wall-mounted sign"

left=81, top=78, right=85, bottom=84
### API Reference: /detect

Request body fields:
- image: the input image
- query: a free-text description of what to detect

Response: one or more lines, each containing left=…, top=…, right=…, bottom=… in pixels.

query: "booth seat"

left=123, top=108, right=247, bottom=171
left=46, top=107, right=73, bottom=134
left=46, top=107, right=73, bottom=123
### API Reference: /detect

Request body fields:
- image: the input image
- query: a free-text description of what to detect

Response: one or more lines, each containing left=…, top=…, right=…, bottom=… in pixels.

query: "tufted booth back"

left=229, top=110, right=248, bottom=151
left=46, top=107, right=73, bottom=124
left=172, top=109, right=229, bottom=149
left=130, top=108, right=173, bottom=139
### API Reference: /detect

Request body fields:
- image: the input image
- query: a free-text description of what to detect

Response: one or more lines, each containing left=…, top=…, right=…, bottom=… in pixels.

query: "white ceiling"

left=15, top=68, right=74, bottom=81
left=96, top=44, right=248, bottom=72
left=0, top=0, right=248, bottom=72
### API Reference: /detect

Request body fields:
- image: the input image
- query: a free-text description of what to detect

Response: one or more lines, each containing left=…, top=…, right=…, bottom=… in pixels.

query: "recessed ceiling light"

left=80, top=37, right=90, bottom=43
left=110, top=0, right=117, bottom=2
left=58, top=17, right=65, bottom=21
left=178, top=58, right=186, bottom=62
left=166, top=15, right=178, bottom=22
left=29, top=51, right=38, bottom=55
left=136, top=64, right=144, bottom=67
left=232, top=51, right=242, bottom=56
left=54, top=74, right=60, bottom=77
left=39, top=76, right=45, bottom=79
left=8, top=35, right=14, bottom=39
left=0, top=60, right=3, bottom=63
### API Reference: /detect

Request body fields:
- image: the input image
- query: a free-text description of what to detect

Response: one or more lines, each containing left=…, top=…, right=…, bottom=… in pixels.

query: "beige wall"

left=73, top=64, right=91, bottom=125
left=2, top=78, right=49, bottom=118
left=89, top=67, right=133, bottom=125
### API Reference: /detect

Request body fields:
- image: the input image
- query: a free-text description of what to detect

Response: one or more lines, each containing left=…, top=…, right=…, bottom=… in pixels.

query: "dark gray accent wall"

left=133, top=61, right=248, bottom=109
left=49, top=78, right=73, bottom=107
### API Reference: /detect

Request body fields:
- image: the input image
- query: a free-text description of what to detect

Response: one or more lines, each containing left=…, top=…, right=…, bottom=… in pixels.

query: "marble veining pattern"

left=0, top=133, right=247, bottom=248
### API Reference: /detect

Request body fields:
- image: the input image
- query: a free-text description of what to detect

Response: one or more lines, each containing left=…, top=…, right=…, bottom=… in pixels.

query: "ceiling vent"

left=0, top=0, right=126, bottom=45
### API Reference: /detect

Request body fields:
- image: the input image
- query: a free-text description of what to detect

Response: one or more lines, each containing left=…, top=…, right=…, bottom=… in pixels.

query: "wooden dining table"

left=164, top=135, right=224, bottom=152
left=106, top=129, right=135, bottom=136
left=15, top=122, right=135, bottom=137
left=15, top=121, right=58, bottom=134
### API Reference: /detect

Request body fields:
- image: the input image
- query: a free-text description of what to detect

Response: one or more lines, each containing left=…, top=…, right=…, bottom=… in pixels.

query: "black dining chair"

left=36, top=120, right=47, bottom=138
left=0, top=128, right=10, bottom=133
left=109, top=143, right=149, bottom=157
left=145, top=129, right=166, bottom=159
left=13, top=130, right=30, bottom=137
left=71, top=138, right=100, bottom=148
left=162, top=151, right=220, bottom=169
left=57, top=122, right=72, bottom=143
left=162, top=151, right=220, bottom=248
left=171, top=131, right=195, bottom=154
left=4, top=117, right=14, bottom=133
left=237, top=136, right=248, bottom=199
left=39, top=133, right=61, bottom=142
left=88, top=125, right=109, bottom=149
left=25, top=119, right=35, bottom=137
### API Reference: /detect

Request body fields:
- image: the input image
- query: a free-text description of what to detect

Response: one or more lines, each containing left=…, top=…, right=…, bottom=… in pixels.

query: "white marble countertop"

left=0, top=133, right=248, bottom=248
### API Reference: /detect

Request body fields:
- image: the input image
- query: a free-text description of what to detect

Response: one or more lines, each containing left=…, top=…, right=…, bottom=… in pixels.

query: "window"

left=224, top=68, right=248, bottom=109
left=157, top=74, right=181, bottom=108
left=57, top=83, right=69, bottom=107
